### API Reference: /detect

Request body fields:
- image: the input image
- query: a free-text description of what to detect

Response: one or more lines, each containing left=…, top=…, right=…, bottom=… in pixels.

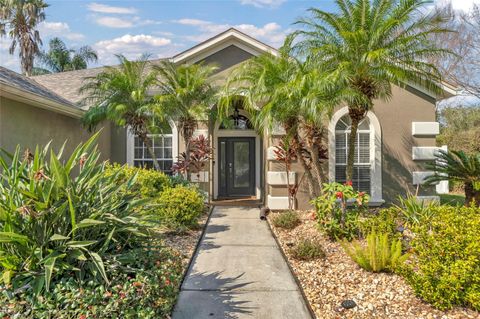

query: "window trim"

left=126, top=120, right=179, bottom=172
left=328, top=107, right=383, bottom=204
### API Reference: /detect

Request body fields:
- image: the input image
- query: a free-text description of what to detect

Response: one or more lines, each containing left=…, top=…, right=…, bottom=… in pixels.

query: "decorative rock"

left=341, top=299, right=357, bottom=309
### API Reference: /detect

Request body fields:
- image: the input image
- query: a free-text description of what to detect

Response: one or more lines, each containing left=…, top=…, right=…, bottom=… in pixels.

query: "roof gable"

left=171, top=28, right=279, bottom=64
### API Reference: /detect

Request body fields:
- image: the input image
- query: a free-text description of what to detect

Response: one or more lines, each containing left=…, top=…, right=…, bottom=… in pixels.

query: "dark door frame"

left=218, top=137, right=256, bottom=198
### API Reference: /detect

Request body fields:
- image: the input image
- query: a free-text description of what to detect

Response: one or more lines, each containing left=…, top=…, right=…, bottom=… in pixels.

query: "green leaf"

left=44, top=256, right=57, bottom=291
left=1, top=270, right=14, bottom=285
left=66, top=240, right=97, bottom=248
left=50, top=234, right=70, bottom=241
left=69, top=249, right=87, bottom=261
left=50, top=150, right=68, bottom=189
left=67, top=192, right=77, bottom=233
left=76, top=218, right=105, bottom=228
left=89, top=252, right=109, bottom=284
left=0, top=232, right=30, bottom=243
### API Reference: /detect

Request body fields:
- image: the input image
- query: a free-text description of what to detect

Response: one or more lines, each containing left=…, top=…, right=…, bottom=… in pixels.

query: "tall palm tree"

left=425, top=150, right=480, bottom=207
left=153, top=61, right=217, bottom=180
left=293, top=0, right=451, bottom=182
left=80, top=54, right=162, bottom=171
left=33, top=37, right=98, bottom=74
left=0, top=0, right=48, bottom=75
left=223, top=39, right=338, bottom=198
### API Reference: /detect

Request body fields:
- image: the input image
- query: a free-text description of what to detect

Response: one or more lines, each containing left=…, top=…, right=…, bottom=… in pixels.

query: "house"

left=0, top=28, right=455, bottom=210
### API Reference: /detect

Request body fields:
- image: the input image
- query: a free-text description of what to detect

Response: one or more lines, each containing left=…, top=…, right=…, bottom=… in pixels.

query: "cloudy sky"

left=0, top=0, right=479, bottom=72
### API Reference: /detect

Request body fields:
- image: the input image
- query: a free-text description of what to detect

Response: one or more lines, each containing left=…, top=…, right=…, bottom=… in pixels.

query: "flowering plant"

left=311, top=182, right=369, bottom=241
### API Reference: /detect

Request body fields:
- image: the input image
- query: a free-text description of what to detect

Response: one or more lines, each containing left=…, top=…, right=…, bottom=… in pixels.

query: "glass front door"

left=218, top=137, right=255, bottom=197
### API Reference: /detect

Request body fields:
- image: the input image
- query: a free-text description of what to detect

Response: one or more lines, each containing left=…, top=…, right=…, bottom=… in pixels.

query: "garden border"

left=265, top=212, right=316, bottom=319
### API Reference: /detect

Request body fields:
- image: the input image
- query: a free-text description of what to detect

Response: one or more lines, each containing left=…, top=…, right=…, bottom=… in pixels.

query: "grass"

left=289, top=238, right=326, bottom=261
left=440, top=193, right=465, bottom=206
left=272, top=210, right=301, bottom=229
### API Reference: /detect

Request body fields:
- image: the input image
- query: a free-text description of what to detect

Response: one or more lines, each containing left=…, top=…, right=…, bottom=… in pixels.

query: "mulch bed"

left=161, top=211, right=209, bottom=269
left=268, top=211, right=480, bottom=319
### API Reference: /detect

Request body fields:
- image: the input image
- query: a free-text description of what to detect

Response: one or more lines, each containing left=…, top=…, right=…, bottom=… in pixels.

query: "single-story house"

left=0, top=28, right=455, bottom=210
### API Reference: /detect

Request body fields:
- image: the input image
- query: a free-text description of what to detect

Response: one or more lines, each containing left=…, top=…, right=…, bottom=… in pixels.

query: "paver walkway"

left=172, top=206, right=312, bottom=319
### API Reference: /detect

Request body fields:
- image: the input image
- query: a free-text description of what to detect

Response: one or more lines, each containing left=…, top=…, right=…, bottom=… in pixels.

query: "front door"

left=218, top=137, right=255, bottom=197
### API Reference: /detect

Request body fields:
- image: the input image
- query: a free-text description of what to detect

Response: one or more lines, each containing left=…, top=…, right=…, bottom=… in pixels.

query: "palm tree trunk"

left=184, top=135, right=192, bottom=181
left=139, top=134, right=161, bottom=171
left=292, top=133, right=317, bottom=199
left=465, top=182, right=480, bottom=207
left=310, top=144, right=324, bottom=192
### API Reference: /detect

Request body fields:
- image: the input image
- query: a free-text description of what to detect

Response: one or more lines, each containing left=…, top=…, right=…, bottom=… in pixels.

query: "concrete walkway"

left=172, top=206, right=312, bottom=319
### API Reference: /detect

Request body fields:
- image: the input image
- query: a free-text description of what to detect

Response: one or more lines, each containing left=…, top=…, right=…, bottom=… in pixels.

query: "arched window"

left=334, top=115, right=371, bottom=193
left=219, top=114, right=253, bottom=130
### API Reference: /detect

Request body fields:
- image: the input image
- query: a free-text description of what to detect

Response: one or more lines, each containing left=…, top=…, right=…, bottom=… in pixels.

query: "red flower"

left=165, top=279, right=171, bottom=286
left=132, top=282, right=142, bottom=287
left=103, top=291, right=112, bottom=298
left=336, top=191, right=344, bottom=199
left=358, top=192, right=365, bottom=197
left=79, top=315, right=87, bottom=319
left=345, top=181, right=353, bottom=186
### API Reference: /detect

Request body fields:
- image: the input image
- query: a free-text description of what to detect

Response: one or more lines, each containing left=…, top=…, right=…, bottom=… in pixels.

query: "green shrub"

left=0, top=246, right=184, bottom=319
left=359, top=208, right=401, bottom=238
left=289, top=239, right=325, bottom=261
left=157, top=186, right=204, bottom=229
left=395, top=195, right=437, bottom=226
left=342, top=232, right=408, bottom=273
left=402, top=206, right=480, bottom=311
left=0, top=134, right=153, bottom=294
left=272, top=211, right=301, bottom=229
left=105, top=163, right=173, bottom=197
left=311, top=182, right=369, bottom=241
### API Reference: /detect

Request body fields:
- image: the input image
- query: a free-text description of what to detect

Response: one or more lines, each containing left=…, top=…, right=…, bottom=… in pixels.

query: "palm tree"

left=223, top=39, right=338, bottom=198
left=153, top=61, right=217, bottom=180
left=33, top=37, right=98, bottom=74
left=293, top=0, right=451, bottom=182
left=425, top=150, right=480, bottom=207
left=80, top=55, right=162, bottom=171
left=0, top=0, right=48, bottom=75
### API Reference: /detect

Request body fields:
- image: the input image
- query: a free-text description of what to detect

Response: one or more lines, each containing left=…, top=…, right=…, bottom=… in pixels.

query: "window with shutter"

left=334, top=115, right=371, bottom=193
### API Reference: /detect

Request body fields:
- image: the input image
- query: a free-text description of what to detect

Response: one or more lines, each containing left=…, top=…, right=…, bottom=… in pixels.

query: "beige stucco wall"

left=266, top=84, right=439, bottom=210
left=0, top=96, right=111, bottom=162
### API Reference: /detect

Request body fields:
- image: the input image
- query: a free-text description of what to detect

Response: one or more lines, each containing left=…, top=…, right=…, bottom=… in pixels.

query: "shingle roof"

left=0, top=66, right=79, bottom=108
left=31, top=66, right=106, bottom=109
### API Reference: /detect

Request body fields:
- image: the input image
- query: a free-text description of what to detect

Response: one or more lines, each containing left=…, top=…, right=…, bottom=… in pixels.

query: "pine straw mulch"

left=268, top=211, right=480, bottom=319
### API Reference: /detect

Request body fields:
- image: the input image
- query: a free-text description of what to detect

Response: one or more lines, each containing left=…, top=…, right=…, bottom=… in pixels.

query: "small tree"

left=273, top=137, right=304, bottom=210
left=425, top=150, right=480, bottom=207
left=81, top=55, right=162, bottom=171
left=172, top=135, right=212, bottom=181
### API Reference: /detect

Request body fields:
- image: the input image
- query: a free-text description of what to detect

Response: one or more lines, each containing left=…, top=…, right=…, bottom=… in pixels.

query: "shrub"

left=0, top=134, right=153, bottom=294
left=105, top=163, right=173, bottom=196
left=395, top=195, right=437, bottom=226
left=402, top=206, right=480, bottom=311
left=289, top=238, right=325, bottom=261
left=312, top=182, right=369, bottom=241
left=157, top=186, right=204, bottom=229
left=359, top=208, right=401, bottom=238
left=272, top=211, right=301, bottom=229
left=342, top=232, right=408, bottom=273
left=0, top=246, right=184, bottom=319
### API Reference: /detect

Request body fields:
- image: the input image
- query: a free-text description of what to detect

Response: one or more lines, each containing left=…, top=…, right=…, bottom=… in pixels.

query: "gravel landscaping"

left=268, top=211, right=480, bottom=319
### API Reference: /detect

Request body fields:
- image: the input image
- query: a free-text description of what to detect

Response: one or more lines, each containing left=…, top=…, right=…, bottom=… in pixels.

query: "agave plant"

left=0, top=133, right=152, bottom=295
left=425, top=150, right=480, bottom=207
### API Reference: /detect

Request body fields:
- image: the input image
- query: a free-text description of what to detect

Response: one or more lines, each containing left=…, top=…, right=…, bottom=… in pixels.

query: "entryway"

left=172, top=206, right=312, bottom=319
left=218, top=137, right=256, bottom=198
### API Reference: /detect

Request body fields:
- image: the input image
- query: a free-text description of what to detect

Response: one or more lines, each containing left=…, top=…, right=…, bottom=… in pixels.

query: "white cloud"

left=93, top=34, right=174, bottom=65
left=175, top=19, right=288, bottom=47
left=0, top=37, right=20, bottom=72
left=435, top=0, right=480, bottom=11
left=93, top=15, right=161, bottom=28
left=95, top=16, right=134, bottom=28
left=38, top=22, right=85, bottom=41
left=239, top=0, right=286, bottom=8
left=87, top=2, right=137, bottom=14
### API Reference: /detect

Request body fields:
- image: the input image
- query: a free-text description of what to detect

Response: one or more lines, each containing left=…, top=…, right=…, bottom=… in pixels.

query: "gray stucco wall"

left=0, top=96, right=111, bottom=161
left=198, top=45, right=253, bottom=72
left=110, top=126, right=127, bottom=164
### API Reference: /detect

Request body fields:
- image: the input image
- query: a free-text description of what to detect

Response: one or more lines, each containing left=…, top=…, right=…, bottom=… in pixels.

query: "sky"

left=2, top=0, right=479, bottom=73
